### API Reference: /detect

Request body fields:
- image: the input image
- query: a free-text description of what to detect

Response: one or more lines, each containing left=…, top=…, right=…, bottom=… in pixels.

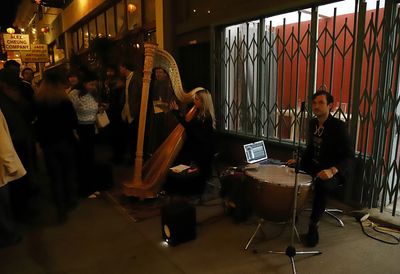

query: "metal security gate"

left=358, top=0, right=400, bottom=215
left=214, top=0, right=400, bottom=215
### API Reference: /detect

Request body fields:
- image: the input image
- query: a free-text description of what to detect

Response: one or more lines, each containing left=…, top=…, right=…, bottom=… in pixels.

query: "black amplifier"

left=161, top=201, right=196, bottom=246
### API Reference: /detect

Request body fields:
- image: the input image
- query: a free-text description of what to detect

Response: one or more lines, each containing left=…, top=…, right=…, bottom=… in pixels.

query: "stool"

left=323, top=208, right=344, bottom=227
left=303, top=208, right=344, bottom=227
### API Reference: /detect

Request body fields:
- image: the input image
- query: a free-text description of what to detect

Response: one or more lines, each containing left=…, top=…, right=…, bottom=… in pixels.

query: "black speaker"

left=161, top=201, right=196, bottom=246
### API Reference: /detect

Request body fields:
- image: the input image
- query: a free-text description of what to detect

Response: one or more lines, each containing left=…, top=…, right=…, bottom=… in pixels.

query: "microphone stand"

left=265, top=102, right=321, bottom=274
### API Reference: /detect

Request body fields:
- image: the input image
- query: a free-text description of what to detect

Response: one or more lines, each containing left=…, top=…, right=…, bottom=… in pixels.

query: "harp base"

left=122, top=182, right=158, bottom=199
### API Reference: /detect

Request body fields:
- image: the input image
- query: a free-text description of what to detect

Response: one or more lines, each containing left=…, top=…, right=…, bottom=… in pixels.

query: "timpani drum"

left=245, top=165, right=312, bottom=222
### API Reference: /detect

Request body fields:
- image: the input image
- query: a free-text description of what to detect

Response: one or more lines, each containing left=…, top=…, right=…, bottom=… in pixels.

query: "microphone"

left=301, top=101, right=306, bottom=112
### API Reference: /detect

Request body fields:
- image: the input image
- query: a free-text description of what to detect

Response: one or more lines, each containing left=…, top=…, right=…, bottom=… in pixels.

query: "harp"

left=122, top=43, right=204, bottom=198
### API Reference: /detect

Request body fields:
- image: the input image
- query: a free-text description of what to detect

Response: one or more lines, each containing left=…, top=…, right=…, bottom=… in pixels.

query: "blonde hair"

left=195, top=89, right=216, bottom=129
left=36, top=73, right=68, bottom=104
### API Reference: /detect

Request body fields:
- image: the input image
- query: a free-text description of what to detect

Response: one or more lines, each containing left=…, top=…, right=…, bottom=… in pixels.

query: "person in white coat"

left=0, top=108, right=26, bottom=248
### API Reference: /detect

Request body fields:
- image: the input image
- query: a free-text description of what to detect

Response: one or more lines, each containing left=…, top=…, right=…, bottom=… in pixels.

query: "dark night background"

left=0, top=0, right=21, bottom=31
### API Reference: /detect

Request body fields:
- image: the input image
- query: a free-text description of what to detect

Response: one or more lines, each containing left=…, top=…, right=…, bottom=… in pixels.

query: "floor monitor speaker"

left=161, top=201, right=196, bottom=246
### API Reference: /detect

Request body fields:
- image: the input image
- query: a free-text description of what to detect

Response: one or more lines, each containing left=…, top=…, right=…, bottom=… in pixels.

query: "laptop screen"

left=243, top=141, right=268, bottom=164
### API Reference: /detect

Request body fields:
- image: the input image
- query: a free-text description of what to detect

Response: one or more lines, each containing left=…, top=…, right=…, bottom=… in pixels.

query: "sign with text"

left=20, top=44, right=49, bottom=63
left=3, top=34, right=30, bottom=51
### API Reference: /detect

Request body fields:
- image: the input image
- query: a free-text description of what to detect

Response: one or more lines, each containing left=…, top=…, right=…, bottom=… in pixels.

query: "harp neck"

left=185, top=106, right=197, bottom=122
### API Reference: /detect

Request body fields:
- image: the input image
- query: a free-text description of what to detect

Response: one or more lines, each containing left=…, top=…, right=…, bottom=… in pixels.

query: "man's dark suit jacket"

left=301, top=114, right=354, bottom=184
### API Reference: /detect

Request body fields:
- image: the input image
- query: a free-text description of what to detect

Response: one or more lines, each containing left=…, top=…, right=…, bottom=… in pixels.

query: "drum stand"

left=244, top=218, right=301, bottom=251
left=262, top=102, right=321, bottom=274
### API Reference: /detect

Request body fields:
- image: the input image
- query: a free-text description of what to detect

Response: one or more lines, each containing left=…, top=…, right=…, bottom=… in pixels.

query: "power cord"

left=354, top=213, right=400, bottom=245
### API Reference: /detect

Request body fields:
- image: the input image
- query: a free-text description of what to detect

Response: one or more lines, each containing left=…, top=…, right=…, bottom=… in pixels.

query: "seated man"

left=287, top=89, right=354, bottom=247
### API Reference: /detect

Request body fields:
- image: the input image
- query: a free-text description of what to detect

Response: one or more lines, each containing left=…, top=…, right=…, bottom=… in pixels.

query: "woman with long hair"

left=35, top=71, right=78, bottom=223
left=170, top=89, right=216, bottom=194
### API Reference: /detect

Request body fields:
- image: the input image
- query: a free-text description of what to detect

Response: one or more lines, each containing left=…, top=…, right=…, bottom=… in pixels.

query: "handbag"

left=96, top=111, right=110, bottom=128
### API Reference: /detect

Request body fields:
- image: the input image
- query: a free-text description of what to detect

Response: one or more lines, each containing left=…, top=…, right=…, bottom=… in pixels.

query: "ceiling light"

left=6, top=27, right=15, bottom=34
left=128, top=3, right=137, bottom=13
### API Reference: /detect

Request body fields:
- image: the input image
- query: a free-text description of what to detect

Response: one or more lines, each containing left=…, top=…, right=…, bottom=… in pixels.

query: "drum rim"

left=245, top=164, right=312, bottom=186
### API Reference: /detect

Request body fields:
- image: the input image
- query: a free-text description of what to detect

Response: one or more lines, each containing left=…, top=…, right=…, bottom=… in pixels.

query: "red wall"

left=273, top=9, right=385, bottom=153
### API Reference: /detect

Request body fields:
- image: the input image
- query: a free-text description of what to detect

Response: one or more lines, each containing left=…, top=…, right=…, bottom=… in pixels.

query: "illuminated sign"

left=20, top=44, right=49, bottom=63
left=3, top=34, right=30, bottom=51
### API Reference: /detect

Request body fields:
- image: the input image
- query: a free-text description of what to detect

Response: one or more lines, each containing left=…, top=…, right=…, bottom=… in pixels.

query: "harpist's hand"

left=169, top=100, right=179, bottom=110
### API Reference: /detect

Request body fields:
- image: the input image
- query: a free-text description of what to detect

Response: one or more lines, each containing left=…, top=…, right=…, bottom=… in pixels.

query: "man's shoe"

left=306, top=223, right=319, bottom=247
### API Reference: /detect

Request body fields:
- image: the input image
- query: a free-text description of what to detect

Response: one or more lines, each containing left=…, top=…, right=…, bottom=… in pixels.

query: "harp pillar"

left=123, top=44, right=156, bottom=198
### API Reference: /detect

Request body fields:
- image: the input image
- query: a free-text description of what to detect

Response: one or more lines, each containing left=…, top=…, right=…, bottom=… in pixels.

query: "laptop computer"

left=243, top=140, right=269, bottom=168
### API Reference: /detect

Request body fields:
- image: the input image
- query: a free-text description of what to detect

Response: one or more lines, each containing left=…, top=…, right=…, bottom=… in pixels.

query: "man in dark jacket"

left=119, top=62, right=142, bottom=163
left=289, top=89, right=354, bottom=247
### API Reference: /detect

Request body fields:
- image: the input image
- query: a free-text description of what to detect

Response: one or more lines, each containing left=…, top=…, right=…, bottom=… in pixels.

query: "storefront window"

left=106, top=7, right=116, bottom=38
left=89, top=19, right=97, bottom=42
left=53, top=45, right=65, bottom=63
left=127, top=0, right=141, bottom=30
left=72, top=31, right=78, bottom=52
left=97, top=13, right=106, bottom=38
left=54, top=34, right=65, bottom=62
left=77, top=27, right=83, bottom=50
left=116, top=0, right=126, bottom=34
left=83, top=24, right=89, bottom=48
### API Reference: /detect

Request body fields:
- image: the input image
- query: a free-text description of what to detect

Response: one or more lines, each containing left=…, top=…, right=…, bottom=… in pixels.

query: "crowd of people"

left=0, top=58, right=219, bottom=249
left=0, top=60, right=140, bottom=247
